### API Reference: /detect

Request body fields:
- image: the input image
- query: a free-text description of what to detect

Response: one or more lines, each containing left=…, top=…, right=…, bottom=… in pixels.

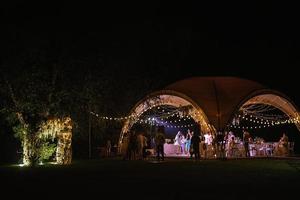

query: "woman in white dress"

left=174, top=131, right=182, bottom=154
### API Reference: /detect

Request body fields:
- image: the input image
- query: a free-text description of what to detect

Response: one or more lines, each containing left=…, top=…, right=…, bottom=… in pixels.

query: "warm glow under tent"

left=119, top=77, right=300, bottom=146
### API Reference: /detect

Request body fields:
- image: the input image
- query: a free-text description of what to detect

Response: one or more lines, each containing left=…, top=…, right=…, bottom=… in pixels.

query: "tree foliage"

left=0, top=45, right=170, bottom=161
left=38, top=142, right=57, bottom=163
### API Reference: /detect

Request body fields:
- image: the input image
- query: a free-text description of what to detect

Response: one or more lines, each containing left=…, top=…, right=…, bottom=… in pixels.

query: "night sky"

left=2, top=2, right=300, bottom=99
left=1, top=2, right=300, bottom=160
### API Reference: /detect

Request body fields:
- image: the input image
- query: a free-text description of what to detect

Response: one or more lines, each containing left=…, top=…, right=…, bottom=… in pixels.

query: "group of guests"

left=173, top=129, right=203, bottom=160
left=174, top=130, right=194, bottom=155
left=121, top=129, right=148, bottom=160
left=121, top=126, right=291, bottom=161
left=121, top=126, right=203, bottom=161
left=121, top=126, right=168, bottom=161
left=156, top=127, right=203, bottom=161
left=228, top=131, right=290, bottom=157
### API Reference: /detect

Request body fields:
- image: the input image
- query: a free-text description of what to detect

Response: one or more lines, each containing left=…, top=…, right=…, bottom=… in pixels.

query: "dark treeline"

left=0, top=59, right=173, bottom=162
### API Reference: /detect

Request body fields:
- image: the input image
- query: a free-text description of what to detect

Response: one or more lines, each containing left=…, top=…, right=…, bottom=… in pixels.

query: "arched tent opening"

left=130, top=105, right=201, bottom=157
left=240, top=93, right=300, bottom=131
left=118, top=91, right=214, bottom=155
left=227, top=91, right=300, bottom=156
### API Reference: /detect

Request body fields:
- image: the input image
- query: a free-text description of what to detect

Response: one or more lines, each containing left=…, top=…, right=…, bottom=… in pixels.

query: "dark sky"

left=2, top=1, right=300, bottom=103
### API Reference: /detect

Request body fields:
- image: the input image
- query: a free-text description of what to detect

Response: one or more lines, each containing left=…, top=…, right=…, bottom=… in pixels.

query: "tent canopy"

left=165, top=77, right=268, bottom=130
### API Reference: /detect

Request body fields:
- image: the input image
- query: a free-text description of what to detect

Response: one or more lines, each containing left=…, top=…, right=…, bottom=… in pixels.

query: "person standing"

left=174, top=131, right=182, bottom=154
left=137, top=132, right=146, bottom=159
left=216, top=131, right=224, bottom=158
left=155, top=126, right=166, bottom=161
left=279, top=133, right=289, bottom=155
left=128, top=130, right=138, bottom=160
left=191, top=133, right=201, bottom=160
left=122, top=132, right=130, bottom=160
left=185, top=129, right=193, bottom=156
left=106, top=140, right=112, bottom=157
left=228, top=136, right=235, bottom=157
left=243, top=130, right=251, bottom=157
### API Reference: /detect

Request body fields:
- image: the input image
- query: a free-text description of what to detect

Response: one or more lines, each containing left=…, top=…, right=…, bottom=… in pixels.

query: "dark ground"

left=1, top=158, right=300, bottom=199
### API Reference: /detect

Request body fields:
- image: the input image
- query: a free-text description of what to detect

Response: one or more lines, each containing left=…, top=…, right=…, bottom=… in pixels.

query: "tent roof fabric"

left=165, top=77, right=267, bottom=130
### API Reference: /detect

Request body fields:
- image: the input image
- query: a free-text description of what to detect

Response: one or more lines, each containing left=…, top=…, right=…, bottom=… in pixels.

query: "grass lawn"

left=1, top=158, right=300, bottom=199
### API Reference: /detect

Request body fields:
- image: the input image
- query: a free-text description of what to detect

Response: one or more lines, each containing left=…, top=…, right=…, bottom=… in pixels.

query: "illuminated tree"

left=1, top=65, right=72, bottom=166
left=0, top=45, right=172, bottom=162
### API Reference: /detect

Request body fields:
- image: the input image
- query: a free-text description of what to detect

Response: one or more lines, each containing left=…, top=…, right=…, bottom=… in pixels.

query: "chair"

left=265, top=144, right=273, bottom=156
left=250, top=145, right=257, bottom=157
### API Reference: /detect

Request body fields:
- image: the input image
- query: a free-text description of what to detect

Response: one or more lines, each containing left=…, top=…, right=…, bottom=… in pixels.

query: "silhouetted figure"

left=216, top=131, right=224, bottom=159
left=243, top=131, right=251, bottom=157
left=228, top=136, right=235, bottom=157
left=122, top=132, right=130, bottom=160
left=191, top=133, right=201, bottom=160
left=128, top=130, right=138, bottom=160
left=155, top=126, right=165, bottom=161
left=106, top=140, right=111, bottom=157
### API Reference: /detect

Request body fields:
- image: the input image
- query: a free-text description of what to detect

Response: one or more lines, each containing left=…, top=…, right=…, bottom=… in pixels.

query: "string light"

left=229, top=118, right=299, bottom=130
left=91, top=109, right=197, bottom=128
left=228, top=111, right=300, bottom=130
left=231, top=113, right=299, bottom=126
left=90, top=104, right=207, bottom=123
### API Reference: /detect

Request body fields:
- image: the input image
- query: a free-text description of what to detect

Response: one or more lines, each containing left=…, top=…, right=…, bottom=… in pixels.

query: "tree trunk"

left=56, top=131, right=72, bottom=164
left=22, top=134, right=40, bottom=166
left=22, top=136, right=31, bottom=165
